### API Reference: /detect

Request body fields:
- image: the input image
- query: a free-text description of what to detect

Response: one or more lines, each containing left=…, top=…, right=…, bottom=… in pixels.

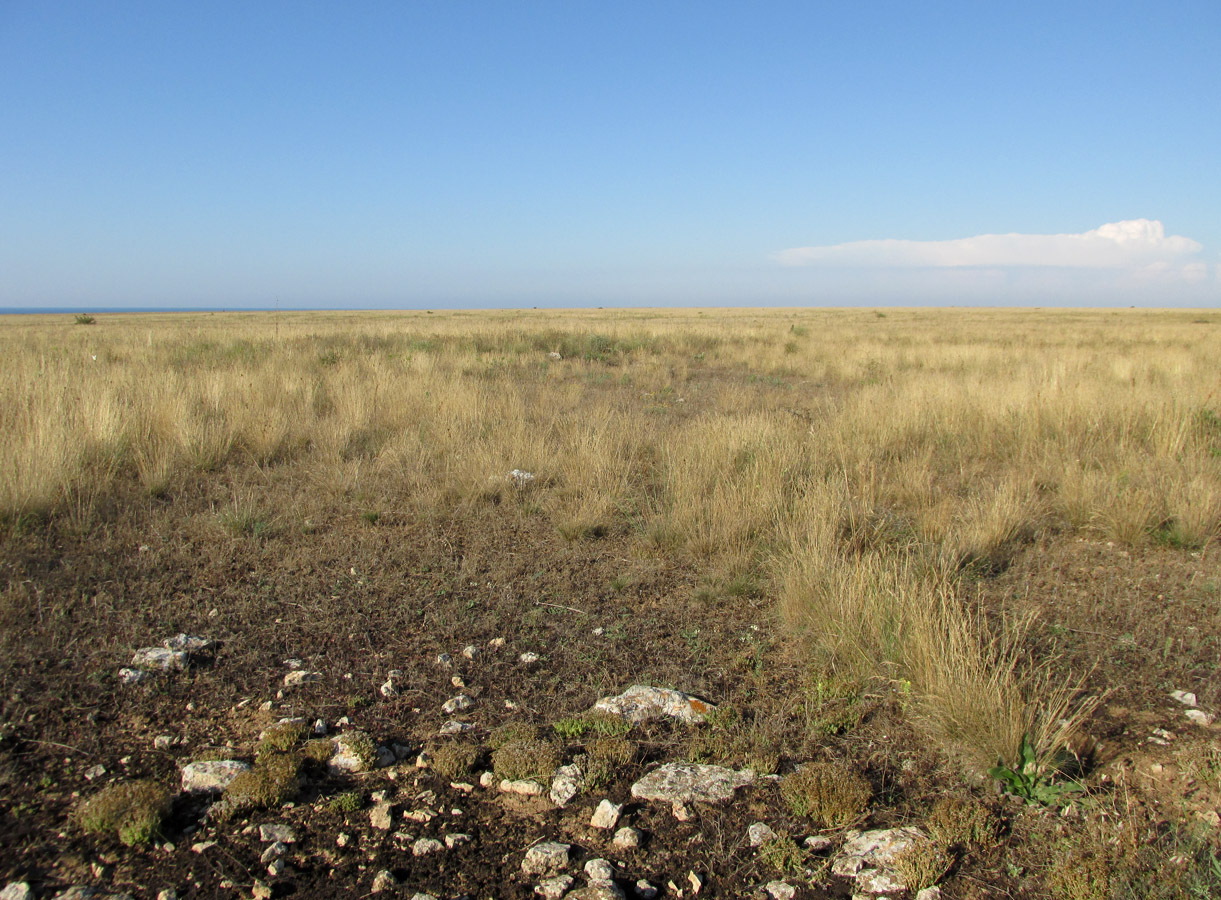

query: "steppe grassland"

left=2, top=307, right=1218, bottom=768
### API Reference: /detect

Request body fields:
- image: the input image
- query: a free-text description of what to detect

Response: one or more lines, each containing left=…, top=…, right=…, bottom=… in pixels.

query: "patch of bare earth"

left=2, top=473, right=1218, bottom=899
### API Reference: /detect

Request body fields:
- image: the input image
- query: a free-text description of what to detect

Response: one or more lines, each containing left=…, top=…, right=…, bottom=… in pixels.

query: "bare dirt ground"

left=2, top=470, right=1218, bottom=900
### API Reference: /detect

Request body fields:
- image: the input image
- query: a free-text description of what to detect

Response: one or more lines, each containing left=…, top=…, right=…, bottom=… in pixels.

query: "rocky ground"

left=1, top=474, right=1220, bottom=900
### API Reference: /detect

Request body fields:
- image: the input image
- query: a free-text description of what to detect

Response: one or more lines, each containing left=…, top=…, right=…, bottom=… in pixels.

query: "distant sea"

left=0, top=306, right=276, bottom=315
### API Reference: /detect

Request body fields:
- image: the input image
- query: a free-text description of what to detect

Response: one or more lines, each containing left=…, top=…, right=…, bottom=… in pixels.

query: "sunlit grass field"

left=3, top=306, right=1219, bottom=768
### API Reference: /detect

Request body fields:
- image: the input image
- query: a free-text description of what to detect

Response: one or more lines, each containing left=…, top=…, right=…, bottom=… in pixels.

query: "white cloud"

left=773, top=219, right=1203, bottom=269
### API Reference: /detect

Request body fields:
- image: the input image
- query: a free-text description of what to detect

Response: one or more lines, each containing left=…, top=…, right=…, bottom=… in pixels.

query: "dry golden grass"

left=2, top=307, right=1218, bottom=767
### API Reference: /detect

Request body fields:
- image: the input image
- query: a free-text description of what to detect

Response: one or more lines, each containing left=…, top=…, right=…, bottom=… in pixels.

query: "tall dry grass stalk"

left=1, top=307, right=1216, bottom=765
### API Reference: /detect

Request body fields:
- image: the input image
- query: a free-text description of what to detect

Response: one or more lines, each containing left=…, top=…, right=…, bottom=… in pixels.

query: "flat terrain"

left=1, top=308, right=1219, bottom=900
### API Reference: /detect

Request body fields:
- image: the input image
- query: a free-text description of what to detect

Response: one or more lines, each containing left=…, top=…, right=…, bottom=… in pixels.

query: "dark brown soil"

left=2, top=473, right=1218, bottom=899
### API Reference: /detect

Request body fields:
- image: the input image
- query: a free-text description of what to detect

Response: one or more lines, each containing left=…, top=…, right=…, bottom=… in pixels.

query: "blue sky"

left=2, top=1, right=1218, bottom=309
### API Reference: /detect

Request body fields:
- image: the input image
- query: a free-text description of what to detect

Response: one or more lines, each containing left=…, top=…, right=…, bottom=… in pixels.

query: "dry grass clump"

left=76, top=779, right=171, bottom=846
left=893, top=837, right=955, bottom=893
left=1047, top=853, right=1112, bottom=900
left=1, top=307, right=1215, bottom=769
left=779, top=760, right=870, bottom=828
left=491, top=739, right=562, bottom=783
left=428, top=741, right=481, bottom=780
left=926, top=795, right=1001, bottom=851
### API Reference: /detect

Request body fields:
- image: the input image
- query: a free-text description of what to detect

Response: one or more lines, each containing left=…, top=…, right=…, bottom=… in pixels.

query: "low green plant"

left=988, top=735, right=1083, bottom=806
left=73, top=313, right=96, bottom=325
left=76, top=779, right=171, bottom=846
left=221, top=753, right=301, bottom=813
left=780, top=761, right=870, bottom=828
left=257, top=721, right=308, bottom=757
left=757, top=836, right=806, bottom=876
left=216, top=499, right=270, bottom=538
left=302, top=739, right=335, bottom=764
left=801, top=674, right=865, bottom=736
left=552, top=714, right=630, bottom=741
left=326, top=791, right=363, bottom=813
left=334, top=730, right=378, bottom=770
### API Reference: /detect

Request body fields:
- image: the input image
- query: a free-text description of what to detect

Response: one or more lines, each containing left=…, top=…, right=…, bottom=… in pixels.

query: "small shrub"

left=73, top=313, right=96, bottom=325
left=686, top=726, right=732, bottom=766
left=76, top=779, right=170, bottom=846
left=893, top=838, right=954, bottom=892
left=780, top=761, right=870, bottom=828
left=583, top=735, right=635, bottom=790
left=492, top=739, right=561, bottom=783
left=222, top=753, right=301, bottom=813
left=334, top=730, right=378, bottom=770
left=429, top=741, right=481, bottom=780
left=257, top=721, right=308, bottom=757
left=757, top=836, right=807, bottom=876
left=552, top=713, right=630, bottom=741
left=927, top=796, right=1001, bottom=850
left=488, top=722, right=539, bottom=750
left=302, top=739, right=335, bottom=764
left=741, top=740, right=782, bottom=777
left=326, top=791, right=363, bottom=814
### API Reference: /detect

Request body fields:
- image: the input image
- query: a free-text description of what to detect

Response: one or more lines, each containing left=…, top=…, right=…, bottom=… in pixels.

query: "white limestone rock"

left=831, top=827, right=926, bottom=894
left=163, top=634, right=214, bottom=653
left=534, top=875, right=574, bottom=900
left=550, top=763, right=584, bottom=807
left=180, top=760, right=251, bottom=793
left=130, top=647, right=189, bottom=671
left=282, top=670, right=322, bottom=688
left=522, top=841, right=572, bottom=876
left=371, top=870, right=398, bottom=894
left=613, top=826, right=643, bottom=849
left=762, top=883, right=796, bottom=900
left=630, top=762, right=754, bottom=804
left=593, top=685, right=714, bottom=724
left=412, top=837, right=444, bottom=856
left=590, top=798, right=622, bottom=830
left=258, top=824, right=297, bottom=843
left=748, top=821, right=778, bottom=846
left=584, top=858, right=615, bottom=881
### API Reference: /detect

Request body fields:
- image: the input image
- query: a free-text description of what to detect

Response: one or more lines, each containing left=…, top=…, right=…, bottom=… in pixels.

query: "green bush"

left=222, top=753, right=301, bottom=813
left=257, top=721, right=308, bottom=757
left=76, top=780, right=171, bottom=846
